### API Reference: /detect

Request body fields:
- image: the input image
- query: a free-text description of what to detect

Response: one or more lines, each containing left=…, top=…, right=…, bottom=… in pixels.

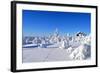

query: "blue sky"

left=22, top=10, right=91, bottom=36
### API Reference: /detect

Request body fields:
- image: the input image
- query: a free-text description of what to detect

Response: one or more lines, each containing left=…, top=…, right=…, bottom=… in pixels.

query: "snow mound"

left=47, top=43, right=59, bottom=48
left=69, top=44, right=91, bottom=60
left=39, top=44, right=47, bottom=48
left=66, top=47, right=75, bottom=54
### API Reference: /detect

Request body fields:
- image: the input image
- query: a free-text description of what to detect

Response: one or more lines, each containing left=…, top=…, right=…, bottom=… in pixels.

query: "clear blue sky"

left=22, top=10, right=91, bottom=36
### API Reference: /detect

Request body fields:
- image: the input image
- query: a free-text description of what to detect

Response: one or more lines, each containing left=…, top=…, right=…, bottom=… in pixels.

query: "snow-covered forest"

left=22, top=29, right=91, bottom=63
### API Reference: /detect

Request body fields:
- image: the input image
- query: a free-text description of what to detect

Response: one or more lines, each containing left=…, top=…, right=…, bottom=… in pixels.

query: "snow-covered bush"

left=69, top=44, right=91, bottom=60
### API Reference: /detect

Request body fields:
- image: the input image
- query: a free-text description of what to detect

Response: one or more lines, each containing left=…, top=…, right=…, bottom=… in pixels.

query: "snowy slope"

left=23, top=48, right=71, bottom=63
left=22, top=31, right=91, bottom=62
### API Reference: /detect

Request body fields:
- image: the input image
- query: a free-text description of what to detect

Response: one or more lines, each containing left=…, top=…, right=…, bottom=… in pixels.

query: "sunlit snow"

left=22, top=29, right=91, bottom=63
